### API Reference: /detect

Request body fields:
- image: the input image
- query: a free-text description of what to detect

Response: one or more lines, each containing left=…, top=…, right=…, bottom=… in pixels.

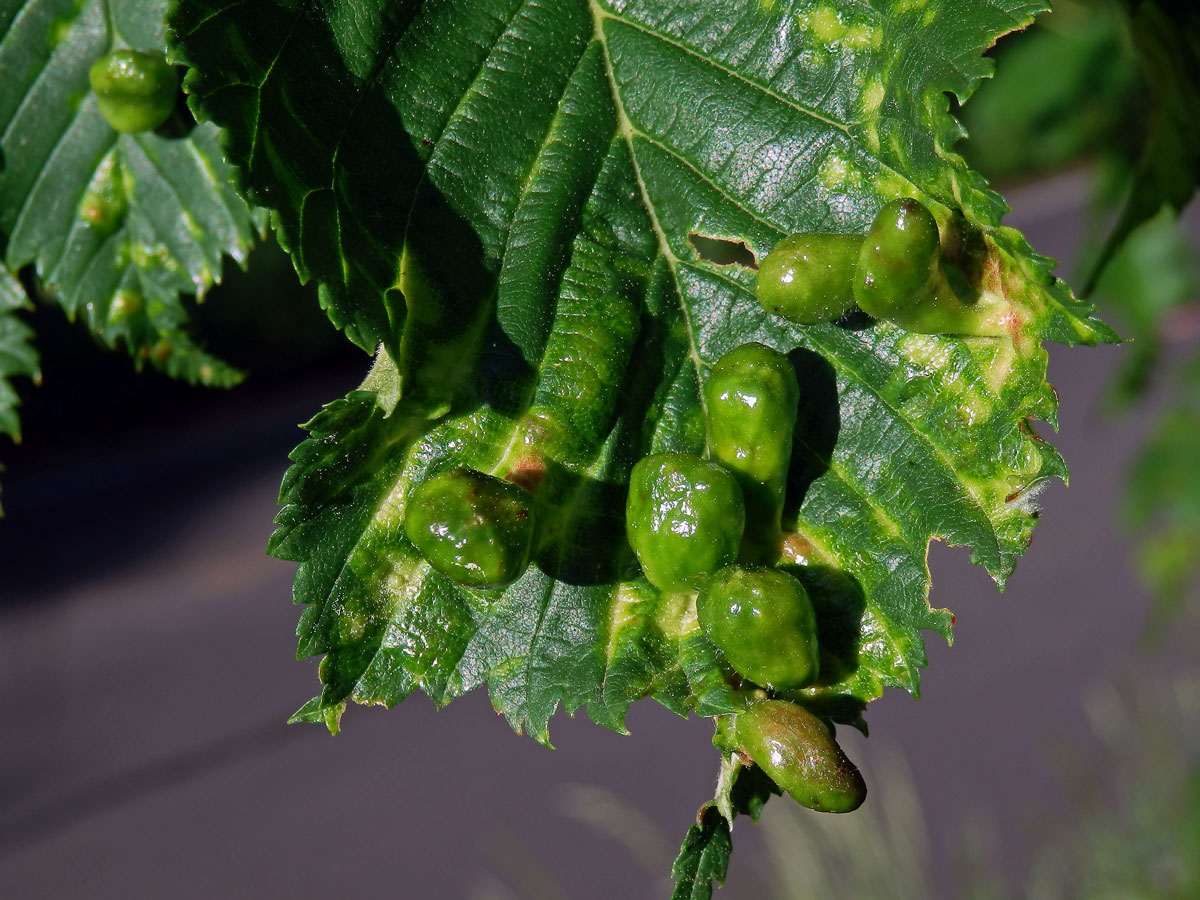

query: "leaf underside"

left=0, top=0, right=264, bottom=386
left=171, top=0, right=1115, bottom=743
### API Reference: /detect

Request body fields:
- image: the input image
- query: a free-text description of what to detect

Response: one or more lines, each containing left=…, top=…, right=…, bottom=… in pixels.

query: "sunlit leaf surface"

left=172, top=0, right=1114, bottom=743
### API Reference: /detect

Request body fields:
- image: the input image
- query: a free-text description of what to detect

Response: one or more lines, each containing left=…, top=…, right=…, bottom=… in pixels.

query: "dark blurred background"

left=2, top=1, right=1199, bottom=897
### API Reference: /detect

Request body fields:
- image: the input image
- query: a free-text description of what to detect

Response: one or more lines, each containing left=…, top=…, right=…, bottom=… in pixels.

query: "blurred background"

left=2, top=0, right=1199, bottom=897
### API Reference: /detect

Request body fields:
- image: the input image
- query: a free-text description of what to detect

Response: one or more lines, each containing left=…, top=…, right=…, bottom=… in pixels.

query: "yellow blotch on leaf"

left=820, top=154, right=851, bottom=188
left=810, top=7, right=844, bottom=42
left=860, top=79, right=886, bottom=116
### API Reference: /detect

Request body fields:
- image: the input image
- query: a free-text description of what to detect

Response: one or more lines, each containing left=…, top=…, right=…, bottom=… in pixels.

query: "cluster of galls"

left=625, top=342, right=865, bottom=814
left=381, top=202, right=988, bottom=816
left=758, top=198, right=1004, bottom=337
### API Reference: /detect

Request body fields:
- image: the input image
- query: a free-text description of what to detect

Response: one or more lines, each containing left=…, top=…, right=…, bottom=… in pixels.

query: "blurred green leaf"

left=1085, top=0, right=1200, bottom=292
left=960, top=0, right=1141, bottom=181
left=1101, top=205, right=1200, bottom=634
left=1093, top=208, right=1199, bottom=405
left=0, top=0, right=265, bottom=386
left=1125, top=356, right=1200, bottom=635
left=0, top=266, right=40, bottom=511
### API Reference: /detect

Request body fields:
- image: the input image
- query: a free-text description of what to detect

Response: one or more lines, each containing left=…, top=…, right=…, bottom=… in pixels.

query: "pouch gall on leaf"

left=404, top=467, right=537, bottom=590
left=697, top=566, right=819, bottom=691
left=854, top=198, right=1002, bottom=337
left=733, top=700, right=866, bottom=814
left=626, top=453, right=745, bottom=593
left=704, top=343, right=799, bottom=556
left=756, top=233, right=861, bottom=324
left=89, top=50, right=178, bottom=134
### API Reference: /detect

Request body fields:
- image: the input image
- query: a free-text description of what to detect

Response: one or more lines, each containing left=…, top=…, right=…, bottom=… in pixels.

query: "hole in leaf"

left=688, top=233, right=758, bottom=270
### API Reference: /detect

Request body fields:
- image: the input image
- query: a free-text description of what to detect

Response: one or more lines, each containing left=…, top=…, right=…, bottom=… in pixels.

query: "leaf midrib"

left=592, top=2, right=932, bottom=234
left=589, top=0, right=708, bottom=425
left=598, top=2, right=852, bottom=133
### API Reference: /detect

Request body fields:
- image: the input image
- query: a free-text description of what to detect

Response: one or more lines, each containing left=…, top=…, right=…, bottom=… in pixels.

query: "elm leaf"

left=171, top=0, right=1116, bottom=742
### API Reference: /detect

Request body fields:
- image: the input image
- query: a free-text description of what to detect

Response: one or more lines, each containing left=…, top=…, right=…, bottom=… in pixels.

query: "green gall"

left=756, top=233, right=861, bottom=324
left=697, top=566, right=818, bottom=690
left=854, top=198, right=997, bottom=336
left=626, top=453, right=745, bottom=593
left=704, top=343, right=798, bottom=487
left=734, top=700, right=866, bottom=813
left=703, top=343, right=798, bottom=555
left=404, top=467, right=536, bottom=590
left=89, top=49, right=178, bottom=134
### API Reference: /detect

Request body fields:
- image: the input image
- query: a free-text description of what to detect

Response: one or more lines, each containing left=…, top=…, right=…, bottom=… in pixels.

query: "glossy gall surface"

left=626, top=453, right=745, bottom=592
left=89, top=49, right=178, bottom=133
left=734, top=700, right=866, bottom=814
left=704, top=343, right=799, bottom=487
left=703, top=343, right=799, bottom=554
left=404, top=467, right=536, bottom=589
left=757, top=233, right=862, bottom=324
left=697, top=566, right=819, bottom=690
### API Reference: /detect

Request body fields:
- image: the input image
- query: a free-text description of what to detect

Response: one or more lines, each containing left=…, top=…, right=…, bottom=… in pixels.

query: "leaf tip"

left=289, top=696, right=346, bottom=735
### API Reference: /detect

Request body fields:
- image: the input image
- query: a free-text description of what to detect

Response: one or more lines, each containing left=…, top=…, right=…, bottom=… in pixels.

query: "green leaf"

left=671, top=806, right=732, bottom=900
left=173, top=0, right=1116, bottom=740
left=1094, top=208, right=1199, bottom=406
left=0, top=266, right=40, bottom=511
left=0, top=267, right=38, bottom=441
left=0, top=0, right=264, bottom=386
left=670, top=759, right=780, bottom=900
left=1091, top=210, right=1200, bottom=636
left=1084, top=0, right=1200, bottom=292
